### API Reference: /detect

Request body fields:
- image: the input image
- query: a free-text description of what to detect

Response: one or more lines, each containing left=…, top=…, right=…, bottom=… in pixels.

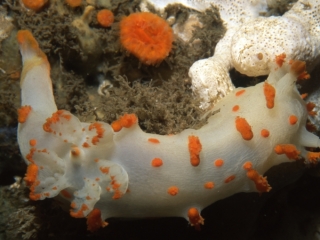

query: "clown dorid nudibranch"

left=17, top=30, right=320, bottom=231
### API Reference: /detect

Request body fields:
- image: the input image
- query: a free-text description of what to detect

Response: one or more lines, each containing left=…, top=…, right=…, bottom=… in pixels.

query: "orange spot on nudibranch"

left=307, top=152, right=320, bottom=164
left=71, top=147, right=81, bottom=157
left=97, top=9, right=114, bottom=27
left=246, top=169, right=271, bottom=193
left=111, top=120, right=122, bottom=132
left=120, top=12, right=173, bottom=65
left=274, top=144, right=300, bottom=159
left=214, top=159, right=224, bottom=167
left=43, top=110, right=72, bottom=133
left=60, top=190, right=72, bottom=199
left=100, top=166, right=110, bottom=174
left=204, top=182, right=214, bottom=189
left=289, top=115, right=298, bottom=125
left=70, top=204, right=89, bottom=218
left=29, top=139, right=37, bottom=147
left=111, top=114, right=138, bottom=132
left=263, top=82, right=276, bottom=109
left=18, top=105, right=32, bottom=123
left=188, top=135, right=202, bottom=167
left=235, top=117, right=253, bottom=140
left=235, top=89, right=245, bottom=96
left=148, top=138, right=160, bottom=144
left=232, top=105, right=239, bottom=112
left=22, top=0, right=47, bottom=11
left=260, top=129, right=270, bottom=138
left=275, top=53, right=286, bottom=67
left=89, top=122, right=105, bottom=145
left=243, top=161, right=253, bottom=170
left=306, top=102, right=316, bottom=116
left=289, top=60, right=310, bottom=80
left=24, top=164, right=38, bottom=186
left=151, top=158, right=163, bottom=167
left=120, top=114, right=137, bottom=128
left=82, top=142, right=90, bottom=148
left=300, top=93, right=308, bottom=99
left=167, top=186, right=179, bottom=196
left=188, top=208, right=204, bottom=230
left=86, top=209, right=108, bottom=232
left=224, top=175, right=235, bottom=183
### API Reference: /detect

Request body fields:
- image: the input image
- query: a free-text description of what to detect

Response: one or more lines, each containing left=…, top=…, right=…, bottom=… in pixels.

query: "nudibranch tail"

left=17, top=30, right=56, bottom=115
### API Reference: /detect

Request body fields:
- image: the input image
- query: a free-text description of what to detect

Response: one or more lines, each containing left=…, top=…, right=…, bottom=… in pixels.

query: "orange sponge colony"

left=97, top=9, right=114, bottom=27
left=119, top=12, right=173, bottom=65
left=65, top=0, right=82, bottom=8
left=22, top=0, right=48, bottom=11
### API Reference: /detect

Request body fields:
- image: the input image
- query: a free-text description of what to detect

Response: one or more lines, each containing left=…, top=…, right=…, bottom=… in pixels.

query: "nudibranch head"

left=119, top=12, right=173, bottom=65
left=97, top=9, right=114, bottom=27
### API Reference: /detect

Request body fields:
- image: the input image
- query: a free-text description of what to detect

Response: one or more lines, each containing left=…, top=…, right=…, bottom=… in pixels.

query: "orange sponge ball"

left=22, top=0, right=48, bottom=11
left=120, top=12, right=173, bottom=65
left=97, top=9, right=114, bottom=27
left=65, top=0, right=82, bottom=8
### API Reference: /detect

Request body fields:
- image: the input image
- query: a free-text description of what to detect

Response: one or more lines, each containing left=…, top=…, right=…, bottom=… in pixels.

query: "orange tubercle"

left=120, top=114, right=137, bottom=128
left=274, top=144, right=300, bottom=159
left=70, top=204, right=89, bottom=218
left=204, top=182, right=214, bottom=189
left=87, top=209, right=108, bottom=232
left=97, top=9, right=114, bottom=27
left=289, top=115, right=298, bottom=125
left=60, top=189, right=72, bottom=199
left=120, top=12, right=173, bottom=65
left=214, top=159, right=224, bottom=167
left=275, top=53, right=286, bottom=67
left=167, top=186, right=179, bottom=196
left=225, top=175, right=236, bottom=183
left=65, top=0, right=82, bottom=7
left=112, top=114, right=138, bottom=132
left=148, top=138, right=160, bottom=144
left=260, top=129, right=270, bottom=138
left=187, top=208, right=204, bottom=230
left=263, top=82, right=276, bottom=109
left=22, top=0, right=47, bottom=11
left=235, top=116, right=253, bottom=140
left=100, top=166, right=110, bottom=174
left=111, top=120, right=122, bottom=132
left=188, top=135, right=202, bottom=167
left=71, top=147, right=81, bottom=157
left=151, top=158, right=163, bottom=167
left=306, top=102, right=316, bottom=116
left=307, top=152, right=320, bottom=164
left=243, top=161, right=253, bottom=170
left=24, top=164, right=38, bottom=186
left=232, top=105, right=239, bottom=112
left=235, top=89, right=245, bottom=96
left=289, top=60, right=310, bottom=80
left=246, top=169, right=271, bottom=193
left=29, top=139, right=37, bottom=147
left=18, top=105, right=32, bottom=123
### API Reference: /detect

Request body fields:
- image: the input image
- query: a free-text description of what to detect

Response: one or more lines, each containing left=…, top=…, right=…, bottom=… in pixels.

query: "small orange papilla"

left=119, top=12, right=173, bottom=65
left=97, top=9, right=114, bottom=27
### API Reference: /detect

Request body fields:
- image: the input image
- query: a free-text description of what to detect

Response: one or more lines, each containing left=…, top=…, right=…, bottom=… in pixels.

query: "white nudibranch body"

left=17, top=30, right=320, bottom=231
